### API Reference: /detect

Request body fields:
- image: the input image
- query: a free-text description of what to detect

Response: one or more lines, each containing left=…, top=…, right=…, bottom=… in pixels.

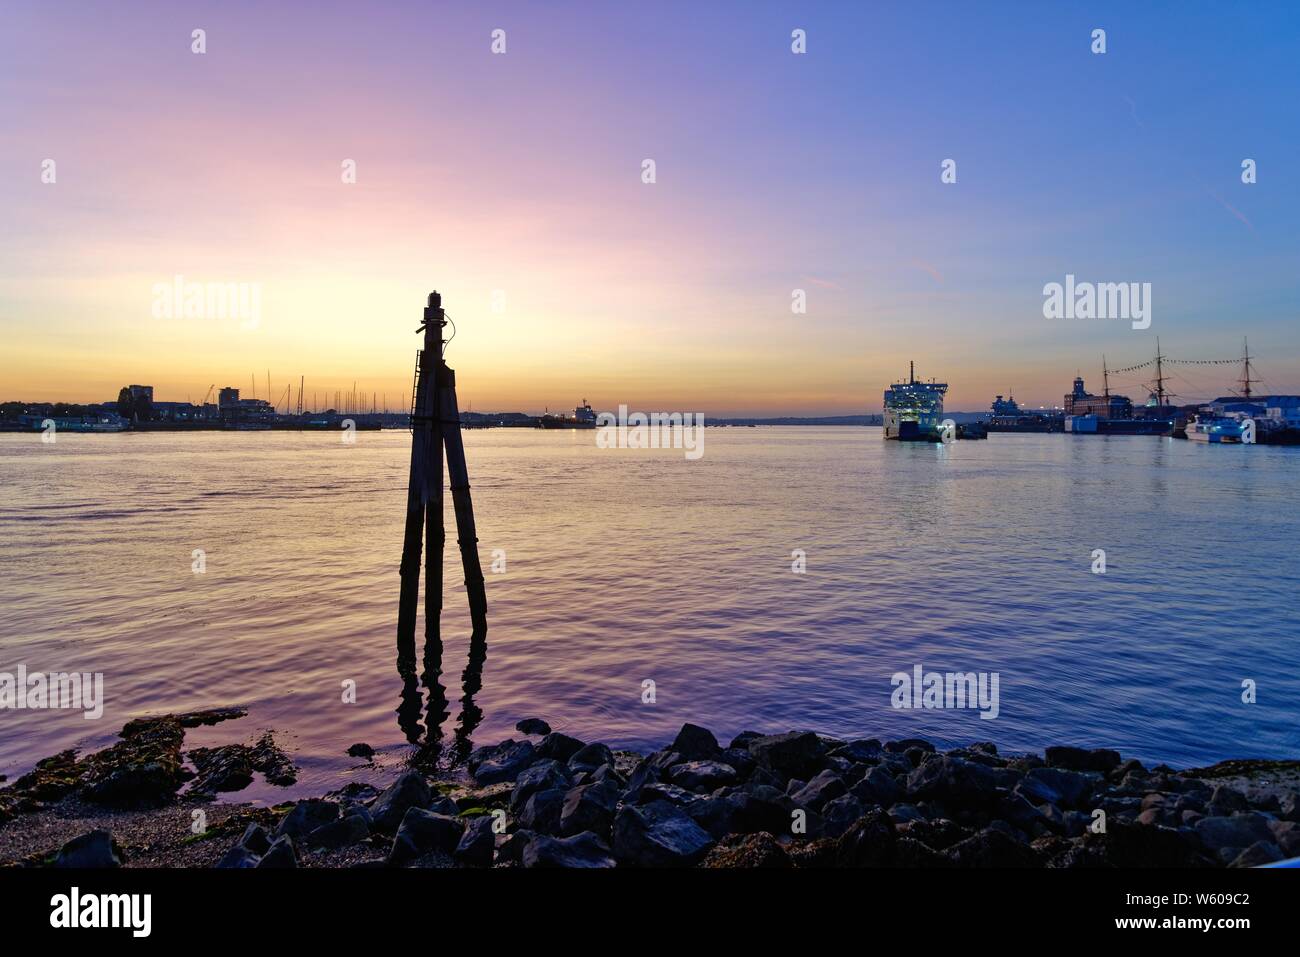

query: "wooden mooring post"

left=397, top=291, right=487, bottom=667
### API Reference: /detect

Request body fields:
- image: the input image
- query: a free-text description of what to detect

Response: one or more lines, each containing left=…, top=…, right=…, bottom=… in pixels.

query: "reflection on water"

left=2, top=428, right=1299, bottom=801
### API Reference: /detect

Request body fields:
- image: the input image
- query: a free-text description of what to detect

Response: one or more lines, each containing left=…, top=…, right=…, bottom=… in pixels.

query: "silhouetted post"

left=440, top=366, right=488, bottom=632
left=396, top=290, right=487, bottom=670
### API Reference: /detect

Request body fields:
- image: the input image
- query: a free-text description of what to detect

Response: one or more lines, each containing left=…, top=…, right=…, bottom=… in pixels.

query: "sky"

left=2, top=1, right=1298, bottom=414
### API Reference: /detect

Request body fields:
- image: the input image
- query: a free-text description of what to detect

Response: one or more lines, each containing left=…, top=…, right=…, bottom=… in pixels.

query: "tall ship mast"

left=883, top=361, right=949, bottom=441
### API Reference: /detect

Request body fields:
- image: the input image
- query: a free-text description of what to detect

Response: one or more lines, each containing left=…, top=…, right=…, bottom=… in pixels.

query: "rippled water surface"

left=1, top=428, right=1297, bottom=800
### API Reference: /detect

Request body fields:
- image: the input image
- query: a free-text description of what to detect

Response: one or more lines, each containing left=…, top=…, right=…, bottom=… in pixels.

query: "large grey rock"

left=669, top=723, right=722, bottom=762
left=307, top=811, right=371, bottom=849
left=1019, top=767, right=1097, bottom=808
left=469, top=740, right=537, bottom=786
left=945, top=828, right=1040, bottom=867
left=370, top=771, right=432, bottom=831
left=747, top=732, right=826, bottom=781
left=523, top=831, right=616, bottom=868
left=1229, top=841, right=1283, bottom=868
left=1044, top=746, right=1122, bottom=773
left=835, top=808, right=897, bottom=866
left=510, top=759, right=572, bottom=812
left=568, top=742, right=614, bottom=773
left=666, top=760, right=738, bottom=793
left=906, top=755, right=997, bottom=805
left=255, top=835, right=298, bottom=868
left=821, top=794, right=867, bottom=838
left=852, top=765, right=904, bottom=807
left=791, top=769, right=848, bottom=811
left=1194, top=813, right=1276, bottom=852
left=536, top=732, right=585, bottom=762
left=54, top=830, right=121, bottom=868
left=613, top=800, right=715, bottom=867
left=454, top=815, right=497, bottom=867
left=388, top=807, right=465, bottom=866
left=215, top=844, right=261, bottom=868
left=559, top=779, right=620, bottom=837
left=515, top=718, right=551, bottom=736
left=277, top=798, right=341, bottom=840
left=518, top=787, right=567, bottom=834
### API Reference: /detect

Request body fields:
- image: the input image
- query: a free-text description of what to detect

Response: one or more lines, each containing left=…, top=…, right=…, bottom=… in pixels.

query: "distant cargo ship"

left=884, top=363, right=948, bottom=441
left=538, top=399, right=598, bottom=429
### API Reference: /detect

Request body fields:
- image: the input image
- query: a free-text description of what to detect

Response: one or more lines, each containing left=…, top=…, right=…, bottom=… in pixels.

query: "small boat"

left=1185, top=413, right=1250, bottom=444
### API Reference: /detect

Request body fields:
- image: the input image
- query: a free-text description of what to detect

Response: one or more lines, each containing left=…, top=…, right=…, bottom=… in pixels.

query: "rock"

left=635, top=782, right=698, bottom=807
left=347, top=743, right=375, bottom=759
left=1066, top=820, right=1216, bottom=867
left=729, top=730, right=763, bottom=750
left=852, top=765, right=905, bottom=808
left=830, top=739, right=884, bottom=763
left=701, top=832, right=793, bottom=868
left=1045, top=746, right=1122, bottom=773
left=454, top=816, right=497, bottom=867
left=495, top=829, right=534, bottom=865
left=835, top=809, right=897, bottom=866
left=215, top=844, right=261, bottom=868
left=898, top=817, right=969, bottom=850
left=1279, top=792, right=1300, bottom=822
left=791, top=769, right=848, bottom=811
left=906, top=756, right=997, bottom=806
left=1019, top=767, right=1097, bottom=808
left=516, top=718, right=552, bottom=736
left=189, top=732, right=297, bottom=793
left=518, top=788, right=567, bottom=834
left=568, top=742, right=613, bottom=773
left=888, top=803, right=926, bottom=825
left=370, top=771, right=432, bottom=831
left=669, top=723, right=722, bottom=762
left=613, top=800, right=715, bottom=867
left=1207, top=785, right=1250, bottom=816
left=277, top=798, right=340, bottom=841
left=666, top=760, right=738, bottom=793
left=821, top=794, right=867, bottom=838
left=307, top=811, right=370, bottom=849
left=388, top=808, right=465, bottom=866
left=469, top=740, right=537, bottom=786
left=256, top=835, right=298, bottom=868
left=685, top=794, right=743, bottom=840
left=1229, top=841, right=1283, bottom=868
left=1194, top=813, right=1276, bottom=853
left=53, top=830, right=122, bottom=868
left=523, top=831, right=616, bottom=868
left=946, top=828, right=1041, bottom=867
left=509, top=760, right=572, bottom=812
left=239, top=823, right=272, bottom=856
left=559, top=780, right=620, bottom=837
left=78, top=716, right=191, bottom=808
left=730, top=784, right=798, bottom=834
left=894, top=837, right=953, bottom=867
left=718, top=747, right=756, bottom=779
left=624, top=750, right=681, bottom=798
left=884, top=738, right=935, bottom=755
left=536, top=732, right=584, bottom=762
left=747, top=732, right=826, bottom=781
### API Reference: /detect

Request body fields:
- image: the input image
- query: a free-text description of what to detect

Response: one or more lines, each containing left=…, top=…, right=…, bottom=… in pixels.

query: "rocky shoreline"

left=2, top=712, right=1298, bottom=868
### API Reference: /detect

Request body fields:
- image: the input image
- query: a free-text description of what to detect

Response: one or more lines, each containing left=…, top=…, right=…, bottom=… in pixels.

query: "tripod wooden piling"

left=397, top=291, right=487, bottom=665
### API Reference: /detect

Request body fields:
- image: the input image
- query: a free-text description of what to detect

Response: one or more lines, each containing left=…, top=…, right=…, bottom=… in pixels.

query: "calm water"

left=1, top=428, right=1297, bottom=802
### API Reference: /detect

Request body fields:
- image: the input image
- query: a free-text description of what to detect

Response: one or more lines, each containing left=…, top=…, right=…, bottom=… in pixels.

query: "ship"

left=537, top=399, right=598, bottom=429
left=1185, top=413, right=1251, bottom=444
left=883, top=362, right=948, bottom=441
left=986, top=394, right=1064, bottom=433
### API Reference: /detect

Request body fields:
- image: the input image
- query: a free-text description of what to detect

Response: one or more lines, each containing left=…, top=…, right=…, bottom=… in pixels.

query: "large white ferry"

left=883, top=362, right=949, bottom=441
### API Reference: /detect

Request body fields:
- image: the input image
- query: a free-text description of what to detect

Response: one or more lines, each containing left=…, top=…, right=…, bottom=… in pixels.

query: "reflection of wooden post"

left=440, top=367, right=488, bottom=632
left=397, top=290, right=486, bottom=668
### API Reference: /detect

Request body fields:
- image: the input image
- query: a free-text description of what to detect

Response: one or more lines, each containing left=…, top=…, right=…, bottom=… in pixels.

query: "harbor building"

left=1063, top=376, right=1132, bottom=419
